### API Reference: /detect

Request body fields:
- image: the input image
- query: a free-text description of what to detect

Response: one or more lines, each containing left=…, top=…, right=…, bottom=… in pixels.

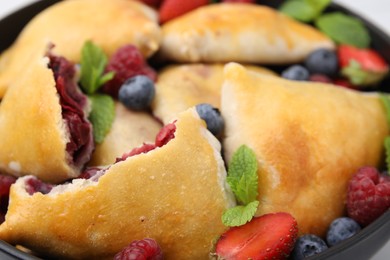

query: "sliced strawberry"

left=215, top=212, right=298, bottom=260
left=159, top=0, right=209, bottom=24
left=338, top=45, right=389, bottom=86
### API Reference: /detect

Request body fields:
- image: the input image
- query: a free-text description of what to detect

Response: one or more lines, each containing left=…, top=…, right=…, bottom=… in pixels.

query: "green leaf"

left=80, top=41, right=113, bottom=94
left=222, top=201, right=259, bottom=227
left=88, top=94, right=115, bottom=144
left=379, top=94, right=390, bottom=173
left=384, top=137, right=390, bottom=173
left=280, top=0, right=331, bottom=22
left=380, top=94, right=390, bottom=126
left=227, top=145, right=258, bottom=205
left=315, top=12, right=371, bottom=48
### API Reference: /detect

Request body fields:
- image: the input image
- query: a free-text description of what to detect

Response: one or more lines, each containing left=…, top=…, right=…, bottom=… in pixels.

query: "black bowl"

left=0, top=1, right=389, bottom=259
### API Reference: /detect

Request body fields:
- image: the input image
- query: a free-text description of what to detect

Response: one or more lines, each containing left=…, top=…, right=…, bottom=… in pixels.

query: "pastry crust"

left=0, top=50, right=79, bottom=183
left=0, top=0, right=161, bottom=98
left=159, top=3, right=334, bottom=63
left=0, top=109, right=236, bottom=259
left=221, top=63, right=388, bottom=236
left=89, top=102, right=162, bottom=166
left=152, top=63, right=276, bottom=124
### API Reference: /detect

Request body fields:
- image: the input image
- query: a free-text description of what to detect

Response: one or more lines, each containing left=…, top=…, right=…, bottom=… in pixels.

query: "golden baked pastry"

left=0, top=108, right=236, bottom=259
left=159, top=3, right=334, bottom=64
left=221, top=63, right=388, bottom=236
left=89, top=102, right=162, bottom=166
left=0, top=47, right=93, bottom=184
left=0, top=0, right=161, bottom=98
left=152, top=63, right=276, bottom=124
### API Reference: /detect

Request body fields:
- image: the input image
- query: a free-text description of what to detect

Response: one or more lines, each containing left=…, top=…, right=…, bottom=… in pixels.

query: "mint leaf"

left=80, top=41, right=114, bottom=94
left=88, top=94, right=115, bottom=144
left=227, top=145, right=258, bottom=205
left=222, top=201, right=259, bottom=227
left=315, top=12, right=370, bottom=48
left=280, top=0, right=331, bottom=22
left=385, top=137, right=390, bottom=173
left=380, top=94, right=390, bottom=126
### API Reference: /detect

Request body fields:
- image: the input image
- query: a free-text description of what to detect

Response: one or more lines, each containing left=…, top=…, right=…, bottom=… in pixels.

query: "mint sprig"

left=227, top=145, right=259, bottom=205
left=315, top=12, right=370, bottom=48
left=222, top=201, right=259, bottom=227
left=280, top=0, right=331, bottom=22
left=80, top=41, right=114, bottom=94
left=88, top=94, right=115, bottom=144
left=222, top=145, right=260, bottom=227
left=379, top=94, right=390, bottom=173
left=79, top=41, right=116, bottom=144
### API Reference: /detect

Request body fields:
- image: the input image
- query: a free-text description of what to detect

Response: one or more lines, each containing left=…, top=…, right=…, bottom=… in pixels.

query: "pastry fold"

left=89, top=102, right=162, bottom=166
left=0, top=109, right=235, bottom=259
left=221, top=63, right=388, bottom=236
left=0, top=47, right=93, bottom=183
left=152, top=63, right=276, bottom=124
left=0, top=0, right=161, bottom=98
left=159, top=3, right=334, bottom=64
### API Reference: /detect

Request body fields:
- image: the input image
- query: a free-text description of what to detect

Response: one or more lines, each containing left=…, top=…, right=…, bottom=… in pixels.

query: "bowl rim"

left=0, top=1, right=389, bottom=260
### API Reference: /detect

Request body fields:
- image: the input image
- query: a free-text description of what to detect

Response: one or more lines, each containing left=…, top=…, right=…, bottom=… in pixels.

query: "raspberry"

left=346, top=167, right=390, bottom=227
left=114, top=238, right=163, bottom=260
left=102, top=45, right=157, bottom=98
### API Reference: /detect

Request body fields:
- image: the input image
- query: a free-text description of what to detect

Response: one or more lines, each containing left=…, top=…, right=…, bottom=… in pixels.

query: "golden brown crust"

left=0, top=0, right=161, bottom=98
left=221, top=63, right=388, bottom=236
left=152, top=63, right=276, bottom=124
left=159, top=3, right=334, bottom=63
left=0, top=49, right=76, bottom=183
left=0, top=109, right=235, bottom=259
left=89, top=102, right=162, bottom=166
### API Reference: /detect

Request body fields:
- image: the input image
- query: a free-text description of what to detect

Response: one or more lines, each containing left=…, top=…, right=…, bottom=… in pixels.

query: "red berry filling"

left=116, top=122, right=177, bottom=163
left=102, top=45, right=157, bottom=98
left=0, top=175, right=16, bottom=223
left=48, top=54, right=94, bottom=169
left=25, top=177, right=53, bottom=196
left=155, top=122, right=176, bottom=147
left=114, top=238, right=163, bottom=260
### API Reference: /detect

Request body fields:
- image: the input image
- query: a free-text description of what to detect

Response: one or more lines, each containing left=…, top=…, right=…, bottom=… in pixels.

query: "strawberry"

left=159, top=0, right=209, bottom=24
left=214, top=212, right=298, bottom=260
left=338, top=45, right=389, bottom=87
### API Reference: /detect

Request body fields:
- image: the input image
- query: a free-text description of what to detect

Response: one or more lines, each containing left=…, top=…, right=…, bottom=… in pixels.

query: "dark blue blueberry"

left=291, top=234, right=328, bottom=260
left=326, top=217, right=361, bottom=247
left=118, top=75, right=155, bottom=111
left=281, top=65, right=309, bottom=81
left=304, top=48, right=339, bottom=76
left=195, top=103, right=224, bottom=137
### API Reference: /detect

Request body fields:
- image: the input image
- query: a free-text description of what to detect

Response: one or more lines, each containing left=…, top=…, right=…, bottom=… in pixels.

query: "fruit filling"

left=48, top=54, right=94, bottom=169
left=25, top=177, right=53, bottom=196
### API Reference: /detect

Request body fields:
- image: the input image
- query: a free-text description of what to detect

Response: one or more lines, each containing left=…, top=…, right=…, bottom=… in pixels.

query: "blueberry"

left=281, top=65, right=309, bottom=81
left=195, top=103, right=224, bottom=137
left=118, top=75, right=155, bottom=111
left=291, top=234, right=328, bottom=260
left=304, top=48, right=338, bottom=76
left=326, top=217, right=361, bottom=247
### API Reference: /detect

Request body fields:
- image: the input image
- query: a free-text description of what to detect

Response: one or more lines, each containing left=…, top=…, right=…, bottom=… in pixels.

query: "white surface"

left=0, top=0, right=389, bottom=259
